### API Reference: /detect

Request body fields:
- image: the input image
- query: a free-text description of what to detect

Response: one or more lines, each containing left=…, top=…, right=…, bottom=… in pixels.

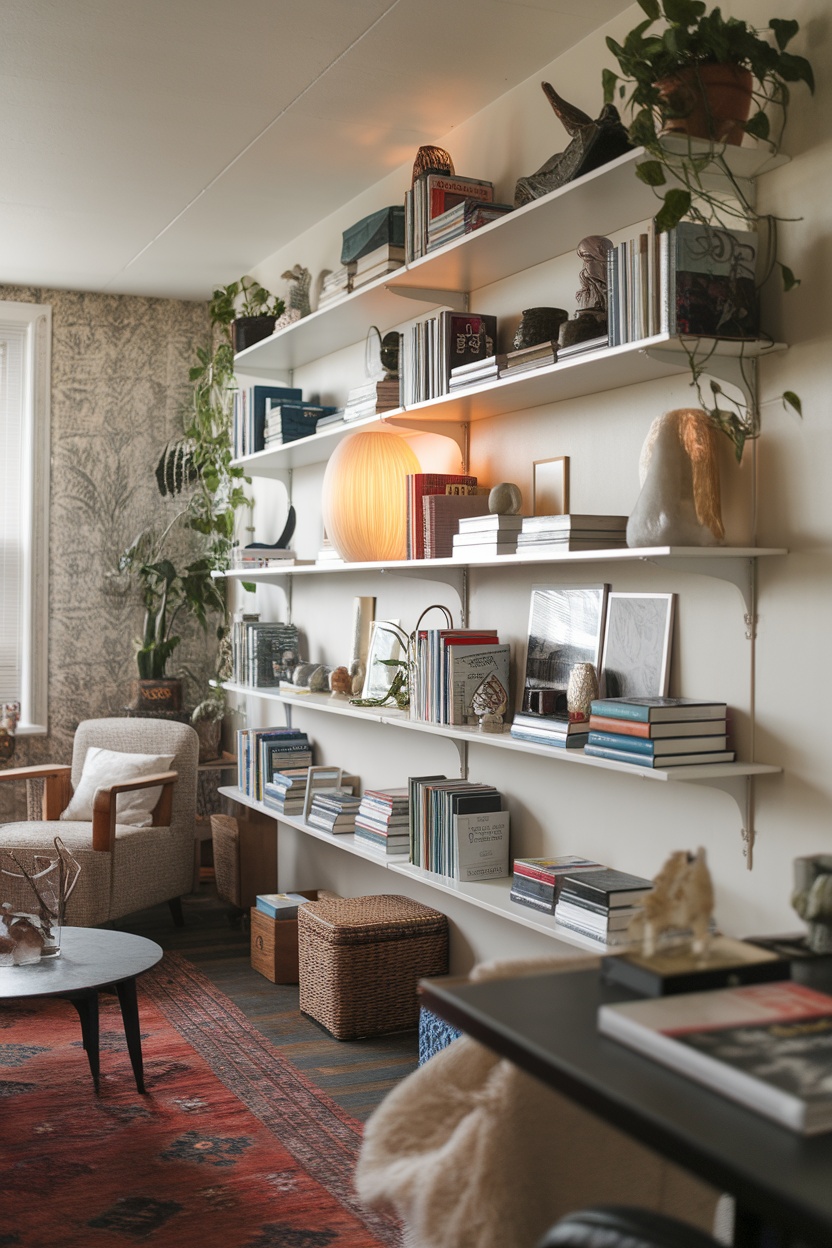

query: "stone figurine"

left=630, top=847, right=715, bottom=959
left=514, top=83, right=633, bottom=208
left=627, top=408, right=724, bottom=548
left=513, top=308, right=568, bottom=351
left=792, top=856, right=832, bottom=953
left=273, top=264, right=312, bottom=329
left=559, top=235, right=613, bottom=349
left=488, top=483, right=522, bottom=515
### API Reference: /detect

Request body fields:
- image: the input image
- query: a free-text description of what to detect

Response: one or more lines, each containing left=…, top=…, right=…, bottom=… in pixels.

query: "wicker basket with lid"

left=298, top=894, right=449, bottom=1039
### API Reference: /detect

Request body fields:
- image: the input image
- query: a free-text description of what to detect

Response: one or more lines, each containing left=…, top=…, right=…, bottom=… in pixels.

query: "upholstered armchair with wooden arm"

left=0, top=717, right=199, bottom=927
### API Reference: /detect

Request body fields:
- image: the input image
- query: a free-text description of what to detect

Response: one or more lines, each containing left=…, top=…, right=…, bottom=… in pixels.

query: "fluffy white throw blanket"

left=355, top=955, right=717, bottom=1248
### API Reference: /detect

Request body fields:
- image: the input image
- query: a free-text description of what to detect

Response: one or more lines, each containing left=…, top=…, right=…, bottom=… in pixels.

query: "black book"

left=560, top=868, right=654, bottom=908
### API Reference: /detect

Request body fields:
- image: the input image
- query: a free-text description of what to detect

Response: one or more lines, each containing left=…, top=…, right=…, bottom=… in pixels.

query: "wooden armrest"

left=0, top=764, right=71, bottom=782
left=91, top=770, right=179, bottom=852
left=0, top=764, right=72, bottom=820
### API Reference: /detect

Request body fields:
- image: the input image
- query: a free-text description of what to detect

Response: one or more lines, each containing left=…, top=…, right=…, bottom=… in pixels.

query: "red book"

left=407, top=473, right=477, bottom=560
left=426, top=173, right=493, bottom=220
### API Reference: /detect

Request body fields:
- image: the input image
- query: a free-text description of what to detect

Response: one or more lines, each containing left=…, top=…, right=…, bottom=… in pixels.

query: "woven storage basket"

left=298, top=894, right=449, bottom=1040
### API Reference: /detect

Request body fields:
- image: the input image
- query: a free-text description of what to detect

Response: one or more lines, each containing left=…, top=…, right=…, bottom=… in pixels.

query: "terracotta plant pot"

left=656, top=63, right=753, bottom=147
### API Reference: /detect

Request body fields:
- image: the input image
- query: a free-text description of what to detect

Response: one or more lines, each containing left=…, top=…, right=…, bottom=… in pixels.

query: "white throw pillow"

left=60, top=746, right=176, bottom=828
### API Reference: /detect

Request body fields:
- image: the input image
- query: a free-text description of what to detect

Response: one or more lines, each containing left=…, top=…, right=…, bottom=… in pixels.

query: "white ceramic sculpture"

left=626, top=408, right=724, bottom=548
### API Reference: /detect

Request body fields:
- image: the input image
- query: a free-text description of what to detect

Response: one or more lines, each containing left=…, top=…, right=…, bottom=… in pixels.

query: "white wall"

left=238, top=1, right=831, bottom=971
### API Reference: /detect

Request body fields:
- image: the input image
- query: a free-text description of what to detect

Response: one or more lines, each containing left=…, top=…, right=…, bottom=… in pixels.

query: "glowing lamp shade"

left=322, top=431, right=420, bottom=562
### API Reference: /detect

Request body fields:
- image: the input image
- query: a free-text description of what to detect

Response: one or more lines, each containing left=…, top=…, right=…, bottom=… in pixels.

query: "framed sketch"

left=522, top=584, right=608, bottom=714
left=600, top=592, right=676, bottom=699
left=532, top=456, right=570, bottom=516
left=361, top=620, right=404, bottom=700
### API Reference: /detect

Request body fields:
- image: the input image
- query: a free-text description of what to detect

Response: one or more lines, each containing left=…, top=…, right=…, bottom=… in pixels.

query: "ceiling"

left=1, top=0, right=627, bottom=301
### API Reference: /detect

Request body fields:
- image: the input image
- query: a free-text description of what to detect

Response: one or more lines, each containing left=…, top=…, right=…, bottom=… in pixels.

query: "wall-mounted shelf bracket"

left=380, top=563, right=466, bottom=600
left=387, top=286, right=469, bottom=313
left=683, top=773, right=758, bottom=870
left=645, top=555, right=756, bottom=617
left=382, top=414, right=468, bottom=456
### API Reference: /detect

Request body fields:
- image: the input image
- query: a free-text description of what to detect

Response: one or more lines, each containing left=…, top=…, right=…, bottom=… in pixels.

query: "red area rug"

left=0, top=952, right=401, bottom=1248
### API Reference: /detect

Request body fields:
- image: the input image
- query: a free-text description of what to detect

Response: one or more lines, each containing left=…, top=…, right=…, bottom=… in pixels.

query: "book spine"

left=589, top=700, right=650, bottom=722
left=584, top=744, right=656, bottom=767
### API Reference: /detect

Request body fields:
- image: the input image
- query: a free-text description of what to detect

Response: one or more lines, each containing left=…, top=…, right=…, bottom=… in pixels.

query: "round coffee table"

left=0, top=927, right=162, bottom=1093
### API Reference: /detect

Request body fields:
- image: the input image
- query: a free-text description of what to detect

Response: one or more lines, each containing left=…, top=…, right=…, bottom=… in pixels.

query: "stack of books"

left=448, top=353, right=506, bottom=390
left=262, top=766, right=312, bottom=815
left=255, top=892, right=311, bottom=920
left=516, top=514, right=629, bottom=555
left=554, top=867, right=654, bottom=946
left=410, top=625, right=508, bottom=725
left=401, top=312, right=496, bottom=405
left=499, top=341, right=558, bottom=378
left=230, top=619, right=300, bottom=687
left=354, top=788, right=411, bottom=856
left=405, top=170, right=494, bottom=262
left=407, top=472, right=478, bottom=560
left=232, top=384, right=301, bottom=457
left=236, top=726, right=311, bottom=800
left=452, top=512, right=521, bottom=560
left=317, top=264, right=356, bottom=309
left=351, top=242, right=405, bottom=289
left=509, top=855, right=603, bottom=914
left=426, top=199, right=512, bottom=251
left=230, top=548, right=299, bottom=570
left=263, top=401, right=338, bottom=448
left=585, top=697, right=733, bottom=768
left=422, top=493, right=490, bottom=559
left=558, top=334, right=608, bottom=360
left=344, top=377, right=401, bottom=422
left=306, top=789, right=362, bottom=835
left=409, top=775, right=509, bottom=880
left=509, top=711, right=590, bottom=749
left=315, top=409, right=347, bottom=431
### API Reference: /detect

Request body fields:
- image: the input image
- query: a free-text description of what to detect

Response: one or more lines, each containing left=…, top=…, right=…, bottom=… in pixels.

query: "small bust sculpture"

left=329, top=666, right=352, bottom=697
left=792, top=856, right=832, bottom=953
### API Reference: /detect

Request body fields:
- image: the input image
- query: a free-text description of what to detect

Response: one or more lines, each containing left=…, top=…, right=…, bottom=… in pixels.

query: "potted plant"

left=209, top=275, right=286, bottom=353
left=602, top=2, right=813, bottom=460
left=119, top=531, right=227, bottom=715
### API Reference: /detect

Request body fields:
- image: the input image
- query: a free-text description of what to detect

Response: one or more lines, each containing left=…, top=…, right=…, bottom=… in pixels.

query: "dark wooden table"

left=0, top=927, right=162, bottom=1092
left=420, top=965, right=832, bottom=1248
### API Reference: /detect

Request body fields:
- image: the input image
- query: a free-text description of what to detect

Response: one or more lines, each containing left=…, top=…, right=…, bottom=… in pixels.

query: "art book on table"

left=598, top=981, right=832, bottom=1135
left=588, top=697, right=727, bottom=724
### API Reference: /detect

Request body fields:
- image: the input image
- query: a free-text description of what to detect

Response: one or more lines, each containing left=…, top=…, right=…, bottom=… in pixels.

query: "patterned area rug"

left=0, top=952, right=401, bottom=1248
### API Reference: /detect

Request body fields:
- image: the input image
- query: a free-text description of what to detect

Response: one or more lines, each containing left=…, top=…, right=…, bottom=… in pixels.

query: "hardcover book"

left=665, top=222, right=760, bottom=340
left=588, top=697, right=727, bottom=723
left=446, top=643, right=510, bottom=725
left=584, top=744, right=735, bottom=768
left=406, top=473, right=478, bottom=560
left=559, top=868, right=653, bottom=907
left=598, top=981, right=832, bottom=1134
left=423, top=492, right=490, bottom=559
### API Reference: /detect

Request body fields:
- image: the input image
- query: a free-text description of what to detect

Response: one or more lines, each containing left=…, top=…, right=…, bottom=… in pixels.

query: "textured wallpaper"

left=0, top=285, right=211, bottom=815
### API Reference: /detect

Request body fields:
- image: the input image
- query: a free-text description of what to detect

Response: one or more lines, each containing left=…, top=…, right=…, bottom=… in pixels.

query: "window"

left=0, top=300, right=51, bottom=733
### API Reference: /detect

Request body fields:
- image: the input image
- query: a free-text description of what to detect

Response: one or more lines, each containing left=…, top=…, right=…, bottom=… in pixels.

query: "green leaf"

left=780, top=263, right=800, bottom=292
left=782, top=391, right=803, bottom=417
left=769, top=18, right=799, bottom=51
left=662, top=0, right=706, bottom=27
left=635, top=159, right=667, bottom=187
left=777, top=53, right=815, bottom=92
left=628, top=107, right=659, bottom=147
left=242, top=581, right=257, bottom=595
left=744, top=111, right=770, bottom=141
left=601, top=68, right=619, bottom=105
left=637, top=0, right=660, bottom=19
left=654, top=188, right=692, bottom=232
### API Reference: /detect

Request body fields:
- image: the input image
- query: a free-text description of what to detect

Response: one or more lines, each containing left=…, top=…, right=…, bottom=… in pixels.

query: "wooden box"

left=250, top=890, right=335, bottom=984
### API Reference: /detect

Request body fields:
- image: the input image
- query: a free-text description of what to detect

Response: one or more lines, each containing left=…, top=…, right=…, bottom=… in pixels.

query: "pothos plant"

left=602, top=1, right=813, bottom=460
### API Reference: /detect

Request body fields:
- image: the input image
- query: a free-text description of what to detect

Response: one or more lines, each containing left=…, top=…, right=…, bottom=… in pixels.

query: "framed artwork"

left=600, top=592, right=676, bottom=699
left=532, top=456, right=570, bottom=516
left=522, top=584, right=608, bottom=714
left=361, top=620, right=404, bottom=700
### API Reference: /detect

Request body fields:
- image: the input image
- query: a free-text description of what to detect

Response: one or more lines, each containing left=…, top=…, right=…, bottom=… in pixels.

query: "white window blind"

left=0, top=301, right=51, bottom=732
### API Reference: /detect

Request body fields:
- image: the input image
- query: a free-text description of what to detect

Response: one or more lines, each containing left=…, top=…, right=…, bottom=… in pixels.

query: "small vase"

left=656, top=63, right=753, bottom=147
left=567, top=663, right=599, bottom=720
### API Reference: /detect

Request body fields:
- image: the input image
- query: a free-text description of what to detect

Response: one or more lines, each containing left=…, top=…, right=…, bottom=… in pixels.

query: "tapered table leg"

left=114, top=976, right=146, bottom=1093
left=69, top=990, right=100, bottom=1092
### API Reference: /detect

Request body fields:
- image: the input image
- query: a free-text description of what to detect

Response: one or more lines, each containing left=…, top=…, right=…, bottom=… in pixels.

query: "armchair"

left=0, top=717, right=199, bottom=927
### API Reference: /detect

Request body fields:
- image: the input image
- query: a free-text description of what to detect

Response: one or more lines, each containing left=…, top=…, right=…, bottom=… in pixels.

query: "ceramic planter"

left=656, top=63, right=753, bottom=147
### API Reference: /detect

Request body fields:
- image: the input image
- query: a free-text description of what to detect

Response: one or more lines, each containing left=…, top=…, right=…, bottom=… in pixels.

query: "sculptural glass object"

left=0, top=837, right=81, bottom=962
left=630, top=847, right=715, bottom=959
left=792, top=856, right=832, bottom=953
left=626, top=408, right=724, bottom=548
left=471, top=672, right=508, bottom=734
left=514, top=83, right=632, bottom=207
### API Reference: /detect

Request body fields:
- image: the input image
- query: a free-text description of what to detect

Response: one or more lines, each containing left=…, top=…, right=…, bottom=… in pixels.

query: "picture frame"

left=522, top=584, right=608, bottom=714
left=361, top=619, right=404, bottom=700
left=532, top=456, right=570, bottom=516
left=600, top=591, right=676, bottom=699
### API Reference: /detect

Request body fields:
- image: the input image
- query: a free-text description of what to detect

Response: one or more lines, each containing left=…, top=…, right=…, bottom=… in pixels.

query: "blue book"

left=584, top=744, right=735, bottom=768
left=588, top=697, right=727, bottom=724
left=587, top=731, right=728, bottom=756
left=249, top=385, right=302, bottom=452
left=255, top=892, right=309, bottom=920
